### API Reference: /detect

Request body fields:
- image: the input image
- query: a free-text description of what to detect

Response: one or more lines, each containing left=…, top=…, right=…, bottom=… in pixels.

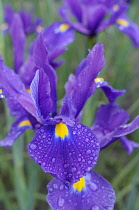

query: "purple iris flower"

left=0, top=37, right=106, bottom=183
left=59, top=0, right=139, bottom=47
left=28, top=40, right=106, bottom=183
left=92, top=101, right=139, bottom=154
left=47, top=170, right=116, bottom=210
left=2, top=3, right=42, bottom=34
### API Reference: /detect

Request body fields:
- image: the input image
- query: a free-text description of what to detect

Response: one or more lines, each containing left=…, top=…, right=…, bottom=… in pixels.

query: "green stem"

left=12, top=136, right=27, bottom=210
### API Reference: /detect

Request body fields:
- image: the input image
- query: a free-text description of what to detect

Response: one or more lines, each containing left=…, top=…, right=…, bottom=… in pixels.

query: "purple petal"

left=113, top=115, right=139, bottom=137
left=0, top=59, right=37, bottom=118
left=120, top=136, right=139, bottom=154
left=47, top=170, right=116, bottom=210
left=95, top=80, right=126, bottom=103
left=19, top=55, right=37, bottom=88
left=33, top=33, right=57, bottom=114
left=30, top=69, right=53, bottom=120
left=4, top=3, right=14, bottom=26
left=28, top=122, right=99, bottom=183
left=61, top=43, right=106, bottom=118
left=62, top=0, right=82, bottom=22
left=0, top=117, right=32, bottom=147
left=92, top=104, right=130, bottom=149
left=43, top=22, right=74, bottom=52
left=10, top=14, right=26, bottom=72
left=116, top=16, right=139, bottom=47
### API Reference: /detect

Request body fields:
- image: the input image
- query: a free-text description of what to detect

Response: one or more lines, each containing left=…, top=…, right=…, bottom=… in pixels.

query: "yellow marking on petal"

left=55, top=123, right=68, bottom=139
left=116, top=19, right=129, bottom=27
left=19, top=120, right=31, bottom=127
left=73, top=177, right=86, bottom=192
left=113, top=4, right=119, bottom=11
left=26, top=88, right=31, bottom=93
left=59, top=24, right=70, bottom=32
left=1, top=22, right=9, bottom=31
left=36, top=25, right=44, bottom=33
left=94, top=77, right=104, bottom=83
left=0, top=89, right=2, bottom=94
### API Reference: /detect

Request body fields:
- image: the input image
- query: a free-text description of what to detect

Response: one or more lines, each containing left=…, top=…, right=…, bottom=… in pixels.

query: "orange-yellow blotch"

left=0, top=89, right=3, bottom=94
left=26, top=89, right=31, bottom=93
left=73, top=177, right=86, bottom=192
left=19, top=120, right=31, bottom=127
left=94, top=77, right=104, bottom=83
left=116, top=19, right=129, bottom=27
left=55, top=122, right=68, bottom=139
left=113, top=4, right=119, bottom=11
left=59, top=24, right=70, bottom=32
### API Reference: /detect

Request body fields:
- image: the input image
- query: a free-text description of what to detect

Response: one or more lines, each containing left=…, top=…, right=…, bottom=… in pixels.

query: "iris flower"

left=2, top=3, right=42, bottom=34
left=92, top=101, right=139, bottom=154
left=0, top=39, right=107, bottom=183
left=59, top=0, right=139, bottom=47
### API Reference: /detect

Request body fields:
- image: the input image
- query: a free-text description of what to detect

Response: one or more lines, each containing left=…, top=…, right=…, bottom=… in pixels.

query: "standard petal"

left=61, top=43, right=106, bottom=118
left=0, top=117, right=32, bottom=147
left=30, top=69, right=53, bottom=120
left=46, top=170, right=116, bottom=210
left=33, top=32, right=57, bottom=114
left=10, top=14, right=26, bottom=72
left=28, top=122, right=100, bottom=183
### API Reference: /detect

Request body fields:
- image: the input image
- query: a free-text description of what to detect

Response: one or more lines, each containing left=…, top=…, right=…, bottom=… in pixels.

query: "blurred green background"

left=0, top=0, right=139, bottom=209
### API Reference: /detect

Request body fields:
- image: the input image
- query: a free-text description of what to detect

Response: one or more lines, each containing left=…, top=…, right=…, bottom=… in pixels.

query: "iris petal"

left=28, top=122, right=99, bottom=183
left=46, top=171, right=116, bottom=210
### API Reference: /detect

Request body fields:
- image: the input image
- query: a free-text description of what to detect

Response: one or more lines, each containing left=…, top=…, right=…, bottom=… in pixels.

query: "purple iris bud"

left=92, top=103, right=139, bottom=153
left=47, top=170, right=116, bottom=210
left=59, top=0, right=139, bottom=46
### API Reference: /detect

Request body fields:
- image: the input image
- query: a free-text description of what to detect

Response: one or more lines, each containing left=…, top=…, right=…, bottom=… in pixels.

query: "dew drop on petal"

left=30, top=143, right=37, bottom=150
left=86, top=149, right=91, bottom=154
left=52, top=158, right=56, bottom=163
left=90, top=182, right=98, bottom=191
left=92, top=205, right=100, bottom=210
left=71, top=167, right=77, bottom=172
left=53, top=183, right=58, bottom=189
left=58, top=197, right=65, bottom=207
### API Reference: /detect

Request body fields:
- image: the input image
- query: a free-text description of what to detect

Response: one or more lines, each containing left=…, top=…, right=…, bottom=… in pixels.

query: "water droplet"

left=90, top=182, right=98, bottom=191
left=78, top=83, right=81, bottom=87
left=73, top=131, right=76, bottom=135
left=72, top=167, right=76, bottom=172
left=52, top=158, right=56, bottom=163
left=64, top=163, right=69, bottom=168
left=78, top=158, right=81, bottom=161
left=49, top=188, right=53, bottom=192
left=86, top=150, right=91, bottom=154
left=53, top=183, right=58, bottom=189
left=77, top=124, right=81, bottom=128
left=92, top=205, right=100, bottom=210
left=85, top=138, right=89, bottom=142
left=58, top=197, right=65, bottom=207
left=60, top=185, right=64, bottom=190
left=30, top=143, right=37, bottom=150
